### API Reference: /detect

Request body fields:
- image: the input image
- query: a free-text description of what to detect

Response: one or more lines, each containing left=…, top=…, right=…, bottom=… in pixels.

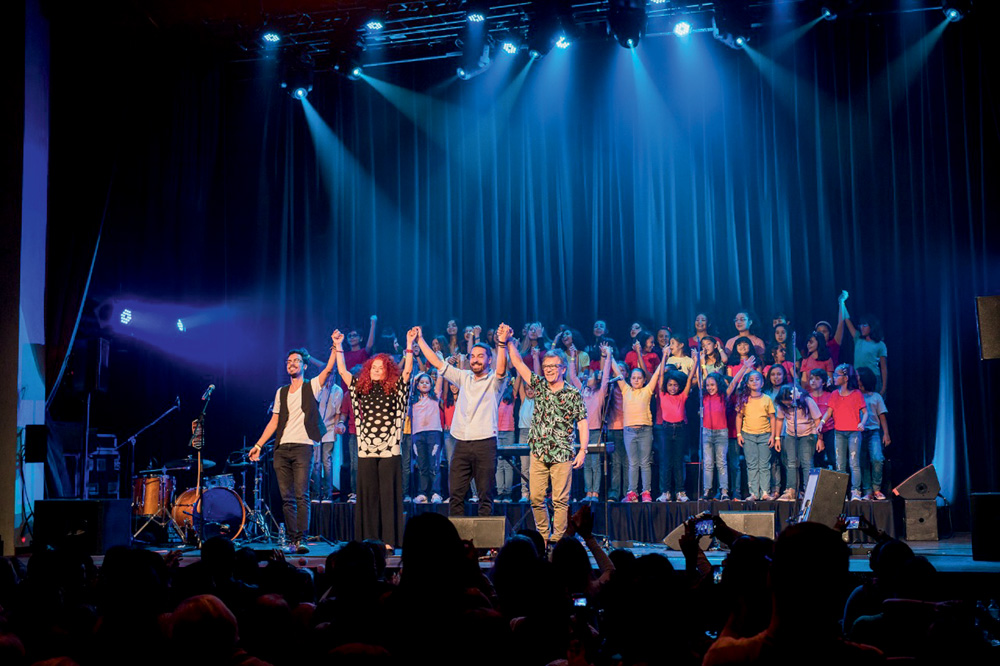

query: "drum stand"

left=241, top=443, right=281, bottom=544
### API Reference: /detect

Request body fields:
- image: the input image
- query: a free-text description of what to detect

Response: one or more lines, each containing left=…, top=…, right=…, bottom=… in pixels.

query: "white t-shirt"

left=273, top=376, right=324, bottom=445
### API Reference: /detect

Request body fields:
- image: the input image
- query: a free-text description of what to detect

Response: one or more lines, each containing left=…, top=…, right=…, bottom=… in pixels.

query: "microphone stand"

left=191, top=389, right=213, bottom=548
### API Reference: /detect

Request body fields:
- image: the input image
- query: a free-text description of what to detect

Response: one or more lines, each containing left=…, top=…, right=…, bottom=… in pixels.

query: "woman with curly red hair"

left=334, top=327, right=416, bottom=549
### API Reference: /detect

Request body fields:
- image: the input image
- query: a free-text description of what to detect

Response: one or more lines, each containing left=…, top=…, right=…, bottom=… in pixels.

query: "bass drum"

left=172, top=487, right=246, bottom=541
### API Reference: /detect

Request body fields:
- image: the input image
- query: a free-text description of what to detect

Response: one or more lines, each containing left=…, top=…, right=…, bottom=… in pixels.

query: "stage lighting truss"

left=526, top=0, right=579, bottom=58
left=607, top=0, right=648, bottom=49
left=465, top=0, right=491, bottom=24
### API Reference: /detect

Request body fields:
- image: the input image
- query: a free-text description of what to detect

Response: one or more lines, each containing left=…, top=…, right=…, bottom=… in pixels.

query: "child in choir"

left=689, top=312, right=724, bottom=349
left=727, top=338, right=759, bottom=377
left=605, top=361, right=628, bottom=502
left=800, top=331, right=834, bottom=384
left=516, top=373, right=537, bottom=503
left=625, top=331, right=660, bottom=375
left=857, top=367, right=891, bottom=501
left=699, top=336, right=728, bottom=383
left=409, top=372, right=443, bottom=504
left=818, top=364, right=869, bottom=501
left=773, top=384, right=824, bottom=500
left=735, top=370, right=778, bottom=501
left=656, top=352, right=697, bottom=502
left=807, top=368, right=835, bottom=469
left=494, top=382, right=517, bottom=502
left=726, top=311, right=766, bottom=357
left=617, top=348, right=667, bottom=502
left=701, top=370, right=741, bottom=500
left=764, top=346, right=795, bottom=385
left=580, top=344, right=613, bottom=501
left=726, top=357, right=757, bottom=501
left=666, top=334, right=695, bottom=375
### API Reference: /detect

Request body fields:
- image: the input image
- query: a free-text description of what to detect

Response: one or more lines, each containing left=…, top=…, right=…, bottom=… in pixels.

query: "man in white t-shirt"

left=250, top=338, right=337, bottom=553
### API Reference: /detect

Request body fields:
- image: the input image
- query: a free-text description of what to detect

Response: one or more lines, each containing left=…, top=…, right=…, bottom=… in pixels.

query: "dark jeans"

left=412, top=430, right=443, bottom=497
left=449, top=437, right=497, bottom=516
left=401, top=434, right=412, bottom=497
left=273, top=443, right=313, bottom=542
left=657, top=423, right=686, bottom=495
left=607, top=429, right=626, bottom=500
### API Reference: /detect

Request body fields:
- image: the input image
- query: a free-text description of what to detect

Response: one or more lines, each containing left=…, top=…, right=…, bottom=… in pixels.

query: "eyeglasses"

left=542, top=364, right=564, bottom=371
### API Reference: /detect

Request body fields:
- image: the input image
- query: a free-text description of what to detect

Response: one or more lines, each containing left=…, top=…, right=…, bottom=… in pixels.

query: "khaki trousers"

left=529, top=454, right=573, bottom=542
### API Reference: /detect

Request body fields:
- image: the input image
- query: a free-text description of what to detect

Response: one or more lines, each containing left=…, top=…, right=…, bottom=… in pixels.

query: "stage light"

left=177, top=319, right=186, bottom=333
left=650, top=0, right=666, bottom=3
left=735, top=36, right=746, bottom=48
left=944, top=8, right=963, bottom=22
left=821, top=7, right=836, bottom=21
left=262, top=31, right=281, bottom=43
left=942, top=1, right=970, bottom=22
left=280, top=49, right=314, bottom=99
left=673, top=21, right=691, bottom=37
left=526, top=0, right=574, bottom=59
left=120, top=309, right=132, bottom=325
left=350, top=66, right=363, bottom=79
left=468, top=13, right=485, bottom=23
left=292, top=87, right=308, bottom=100
left=607, top=0, right=648, bottom=49
left=556, top=36, right=571, bottom=49
left=502, top=41, right=518, bottom=54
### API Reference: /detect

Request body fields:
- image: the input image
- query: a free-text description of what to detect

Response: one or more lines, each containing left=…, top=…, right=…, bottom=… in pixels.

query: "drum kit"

left=128, top=386, right=281, bottom=548
left=132, top=447, right=278, bottom=546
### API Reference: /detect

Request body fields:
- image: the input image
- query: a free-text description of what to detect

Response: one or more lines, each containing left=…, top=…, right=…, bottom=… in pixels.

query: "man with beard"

left=416, top=323, right=510, bottom=516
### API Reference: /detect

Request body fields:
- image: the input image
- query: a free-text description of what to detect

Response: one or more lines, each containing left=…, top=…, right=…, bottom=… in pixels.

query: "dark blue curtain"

left=46, top=11, right=999, bottom=522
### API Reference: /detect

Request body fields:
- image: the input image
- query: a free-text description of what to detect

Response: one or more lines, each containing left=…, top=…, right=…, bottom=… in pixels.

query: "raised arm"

left=416, top=327, right=447, bottom=373
left=598, top=343, right=613, bottom=395
left=840, top=292, right=857, bottom=339
left=505, top=337, right=535, bottom=385
left=365, top=315, right=377, bottom=354
left=332, top=330, right=355, bottom=386
left=679, top=349, right=697, bottom=398
left=726, top=356, right=756, bottom=398
left=401, top=328, right=417, bottom=383
left=567, top=345, right=583, bottom=390
left=494, top=323, right=511, bottom=377
left=315, top=334, right=339, bottom=387
left=646, top=345, right=667, bottom=389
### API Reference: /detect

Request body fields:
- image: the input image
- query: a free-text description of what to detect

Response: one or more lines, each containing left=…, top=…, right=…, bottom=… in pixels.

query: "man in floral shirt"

left=505, top=332, right=588, bottom=544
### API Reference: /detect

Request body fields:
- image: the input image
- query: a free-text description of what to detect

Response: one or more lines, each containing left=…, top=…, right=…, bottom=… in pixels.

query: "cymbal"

left=162, top=457, right=216, bottom=471
left=227, top=461, right=254, bottom=469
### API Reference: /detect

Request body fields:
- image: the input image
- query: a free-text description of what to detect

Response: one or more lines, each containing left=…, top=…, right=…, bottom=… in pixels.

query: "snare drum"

left=132, top=475, right=175, bottom=516
left=204, top=474, right=235, bottom=490
left=171, top=487, right=246, bottom=541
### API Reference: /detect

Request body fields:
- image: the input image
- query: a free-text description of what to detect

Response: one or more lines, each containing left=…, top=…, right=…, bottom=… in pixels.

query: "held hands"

left=371, top=314, right=378, bottom=322
left=332, top=330, right=345, bottom=349
left=632, top=341, right=641, bottom=354
left=600, top=342, right=612, bottom=357
left=406, top=327, right=419, bottom=345
left=473, top=325, right=481, bottom=338
left=495, top=323, right=512, bottom=344
left=857, top=422, right=865, bottom=432
left=839, top=290, right=849, bottom=303
left=817, top=437, right=825, bottom=453
left=464, top=327, right=474, bottom=342
left=335, top=423, right=346, bottom=435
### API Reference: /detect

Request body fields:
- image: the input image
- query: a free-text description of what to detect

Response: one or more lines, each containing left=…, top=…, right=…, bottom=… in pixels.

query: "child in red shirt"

left=819, top=364, right=868, bottom=500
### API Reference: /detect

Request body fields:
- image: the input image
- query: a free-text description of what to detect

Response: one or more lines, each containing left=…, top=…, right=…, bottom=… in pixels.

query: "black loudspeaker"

left=33, top=499, right=130, bottom=554
left=663, top=523, right=712, bottom=551
left=448, top=516, right=508, bottom=549
left=797, top=469, right=850, bottom=528
left=903, top=500, right=938, bottom=541
left=892, top=464, right=941, bottom=500
left=71, top=338, right=110, bottom=394
left=719, top=511, right=776, bottom=539
left=971, top=493, right=1000, bottom=561
left=24, top=424, right=47, bottom=463
left=975, top=295, right=1000, bottom=360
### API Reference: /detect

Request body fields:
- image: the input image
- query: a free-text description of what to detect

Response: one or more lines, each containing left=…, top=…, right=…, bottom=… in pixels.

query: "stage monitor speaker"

left=448, top=516, right=508, bottom=549
left=892, top=464, right=940, bottom=500
left=663, top=523, right=713, bottom=551
left=797, top=468, right=850, bottom=528
left=33, top=499, right=130, bottom=555
left=24, top=424, right=48, bottom=463
left=71, top=338, right=110, bottom=394
left=975, top=295, right=1000, bottom=360
left=971, top=493, right=1000, bottom=561
left=718, top=511, right=776, bottom=540
left=903, top=500, right=938, bottom=541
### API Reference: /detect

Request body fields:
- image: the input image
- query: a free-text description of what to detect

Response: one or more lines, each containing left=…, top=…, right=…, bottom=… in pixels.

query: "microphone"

left=201, top=384, right=216, bottom=401
left=175, top=396, right=181, bottom=407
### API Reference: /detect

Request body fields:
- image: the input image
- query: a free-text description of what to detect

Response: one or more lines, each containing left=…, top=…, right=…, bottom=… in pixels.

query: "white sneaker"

left=851, top=489, right=863, bottom=501
left=676, top=492, right=689, bottom=502
left=347, top=493, right=356, bottom=504
left=430, top=493, right=443, bottom=504
left=777, top=489, right=796, bottom=502
left=471, top=495, right=479, bottom=503
left=656, top=492, right=670, bottom=502
left=414, top=494, right=428, bottom=504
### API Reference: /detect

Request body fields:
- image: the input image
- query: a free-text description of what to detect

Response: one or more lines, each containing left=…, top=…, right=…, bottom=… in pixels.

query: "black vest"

left=274, top=380, right=326, bottom=445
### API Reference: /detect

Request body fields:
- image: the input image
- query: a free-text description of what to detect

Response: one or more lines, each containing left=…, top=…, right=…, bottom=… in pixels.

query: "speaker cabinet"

left=903, top=500, right=938, bottom=541
left=798, top=468, right=850, bottom=528
left=33, top=499, right=131, bottom=554
left=892, top=464, right=941, bottom=500
left=971, top=493, right=1000, bottom=561
left=448, top=516, right=508, bottom=549
left=718, top=511, right=776, bottom=540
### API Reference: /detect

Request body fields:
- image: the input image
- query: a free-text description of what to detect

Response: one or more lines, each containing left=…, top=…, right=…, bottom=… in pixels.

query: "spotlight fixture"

left=456, top=33, right=493, bottom=80
left=502, top=40, right=518, bottom=55
left=942, top=1, right=969, bottom=23
left=262, top=31, right=281, bottom=43
left=556, top=35, right=571, bottom=49
left=673, top=21, right=691, bottom=37
left=120, top=309, right=132, bottom=325
left=349, top=66, right=363, bottom=80
left=177, top=319, right=186, bottom=333
left=280, top=49, right=314, bottom=99
left=821, top=7, right=836, bottom=21
left=712, top=0, right=754, bottom=50
left=466, top=0, right=490, bottom=23
left=607, top=0, right=648, bottom=49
